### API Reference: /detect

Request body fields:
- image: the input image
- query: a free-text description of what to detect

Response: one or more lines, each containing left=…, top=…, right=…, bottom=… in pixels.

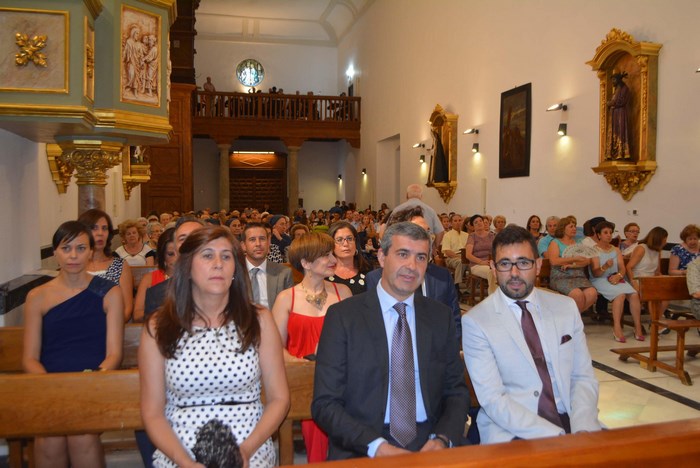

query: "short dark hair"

left=492, top=225, right=539, bottom=260
left=594, top=221, right=615, bottom=234
left=52, top=221, right=94, bottom=251
left=242, top=222, right=268, bottom=239
left=386, top=206, right=424, bottom=226
left=381, top=221, right=429, bottom=253
left=175, top=216, right=205, bottom=231
left=287, top=231, right=334, bottom=272
left=469, top=214, right=484, bottom=227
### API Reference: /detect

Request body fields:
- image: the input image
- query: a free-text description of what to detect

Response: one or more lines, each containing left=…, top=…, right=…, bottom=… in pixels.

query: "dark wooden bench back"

left=638, top=276, right=691, bottom=302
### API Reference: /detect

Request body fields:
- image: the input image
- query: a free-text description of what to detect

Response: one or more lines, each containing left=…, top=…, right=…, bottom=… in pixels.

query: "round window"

left=236, top=59, right=264, bottom=87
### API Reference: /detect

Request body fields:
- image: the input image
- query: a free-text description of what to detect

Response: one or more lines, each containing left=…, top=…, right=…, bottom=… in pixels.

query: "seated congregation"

left=6, top=191, right=700, bottom=467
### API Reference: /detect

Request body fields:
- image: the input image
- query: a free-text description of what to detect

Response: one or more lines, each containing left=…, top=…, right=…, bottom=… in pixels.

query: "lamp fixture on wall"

left=546, top=103, right=568, bottom=112
left=361, top=168, right=366, bottom=175
left=419, top=154, right=425, bottom=164
left=413, top=142, right=425, bottom=148
left=463, top=128, right=479, bottom=135
left=338, top=174, right=342, bottom=180
left=558, top=123, right=568, bottom=136
left=472, top=143, right=480, bottom=153
left=696, top=67, right=700, bottom=73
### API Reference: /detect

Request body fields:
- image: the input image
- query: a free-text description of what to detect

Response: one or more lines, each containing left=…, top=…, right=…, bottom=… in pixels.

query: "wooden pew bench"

left=0, top=357, right=315, bottom=467
left=290, top=418, right=700, bottom=467
left=611, top=275, right=700, bottom=385
left=0, top=323, right=143, bottom=373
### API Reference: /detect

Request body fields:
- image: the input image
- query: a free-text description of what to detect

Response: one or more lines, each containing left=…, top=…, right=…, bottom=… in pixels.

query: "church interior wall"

left=338, top=0, right=700, bottom=242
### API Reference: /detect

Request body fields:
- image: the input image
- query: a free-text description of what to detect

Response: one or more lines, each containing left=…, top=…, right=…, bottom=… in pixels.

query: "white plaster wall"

left=0, top=128, right=143, bottom=285
left=339, top=0, right=700, bottom=242
left=194, top=40, right=339, bottom=95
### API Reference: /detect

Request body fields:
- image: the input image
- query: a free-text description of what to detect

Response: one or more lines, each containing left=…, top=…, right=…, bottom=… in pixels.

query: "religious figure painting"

left=499, top=83, right=532, bottom=178
left=120, top=5, right=160, bottom=106
left=606, top=70, right=632, bottom=160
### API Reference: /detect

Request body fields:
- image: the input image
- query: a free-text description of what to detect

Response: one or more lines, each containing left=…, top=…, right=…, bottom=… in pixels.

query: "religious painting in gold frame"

left=120, top=4, right=161, bottom=107
left=587, top=28, right=661, bottom=201
left=0, top=8, right=69, bottom=93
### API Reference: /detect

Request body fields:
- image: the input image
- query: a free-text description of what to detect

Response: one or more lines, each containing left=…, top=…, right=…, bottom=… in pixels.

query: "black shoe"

left=659, top=327, right=671, bottom=335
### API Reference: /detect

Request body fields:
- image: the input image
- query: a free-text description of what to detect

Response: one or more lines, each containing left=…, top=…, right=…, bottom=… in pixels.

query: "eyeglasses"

left=334, top=236, right=355, bottom=245
left=494, top=258, right=536, bottom=272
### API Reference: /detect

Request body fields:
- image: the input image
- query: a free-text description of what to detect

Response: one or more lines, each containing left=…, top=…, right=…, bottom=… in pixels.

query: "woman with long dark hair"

left=139, top=226, right=289, bottom=467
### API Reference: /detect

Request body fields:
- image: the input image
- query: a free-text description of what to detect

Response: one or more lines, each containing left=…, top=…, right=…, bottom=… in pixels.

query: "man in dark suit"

left=366, top=207, right=462, bottom=342
left=312, top=222, right=469, bottom=460
left=241, top=222, right=293, bottom=309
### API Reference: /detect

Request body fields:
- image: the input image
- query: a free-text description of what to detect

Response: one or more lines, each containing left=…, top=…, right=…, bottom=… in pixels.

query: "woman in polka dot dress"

left=139, top=226, right=289, bottom=468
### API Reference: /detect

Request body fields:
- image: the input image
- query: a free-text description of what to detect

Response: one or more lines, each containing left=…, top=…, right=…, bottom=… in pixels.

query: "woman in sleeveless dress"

left=547, top=216, right=598, bottom=313
left=139, top=226, right=289, bottom=468
left=272, top=232, right=351, bottom=462
left=589, top=221, right=644, bottom=342
left=78, top=209, right=134, bottom=321
left=23, top=221, right=124, bottom=468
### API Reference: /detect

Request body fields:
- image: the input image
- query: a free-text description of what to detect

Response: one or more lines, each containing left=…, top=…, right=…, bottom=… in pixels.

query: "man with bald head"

left=391, top=184, right=444, bottom=251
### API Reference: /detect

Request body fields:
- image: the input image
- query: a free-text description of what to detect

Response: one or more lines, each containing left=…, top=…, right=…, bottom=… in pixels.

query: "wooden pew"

left=0, top=324, right=143, bottom=373
left=611, top=275, right=700, bottom=385
left=290, top=418, right=700, bottom=467
left=0, top=357, right=314, bottom=467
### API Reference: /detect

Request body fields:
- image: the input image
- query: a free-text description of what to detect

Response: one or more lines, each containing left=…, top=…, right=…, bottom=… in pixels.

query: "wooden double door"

left=228, top=152, right=287, bottom=213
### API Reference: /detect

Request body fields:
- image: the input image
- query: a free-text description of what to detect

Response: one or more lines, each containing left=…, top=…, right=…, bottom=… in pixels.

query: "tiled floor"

left=103, top=308, right=700, bottom=467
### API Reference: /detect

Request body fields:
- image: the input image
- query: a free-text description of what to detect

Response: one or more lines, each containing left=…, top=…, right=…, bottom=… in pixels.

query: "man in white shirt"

left=441, top=213, right=469, bottom=286
left=242, top=222, right=293, bottom=309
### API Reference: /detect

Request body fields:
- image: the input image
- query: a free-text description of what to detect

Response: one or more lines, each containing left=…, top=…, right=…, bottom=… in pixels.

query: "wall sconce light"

left=546, top=103, right=568, bottom=112
left=557, top=123, right=568, bottom=136
left=419, top=155, right=426, bottom=164
left=472, top=143, right=480, bottom=153
left=463, top=128, right=479, bottom=135
left=413, top=142, right=425, bottom=148
left=696, top=67, right=700, bottom=73
left=361, top=168, right=366, bottom=175
left=338, top=174, right=342, bottom=180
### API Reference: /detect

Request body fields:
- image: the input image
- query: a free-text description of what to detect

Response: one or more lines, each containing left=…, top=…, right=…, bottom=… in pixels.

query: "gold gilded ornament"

left=15, top=33, right=48, bottom=67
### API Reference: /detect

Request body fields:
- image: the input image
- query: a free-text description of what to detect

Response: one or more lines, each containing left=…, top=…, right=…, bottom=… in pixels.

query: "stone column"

left=56, top=138, right=125, bottom=214
left=287, top=146, right=300, bottom=216
left=218, top=143, right=231, bottom=211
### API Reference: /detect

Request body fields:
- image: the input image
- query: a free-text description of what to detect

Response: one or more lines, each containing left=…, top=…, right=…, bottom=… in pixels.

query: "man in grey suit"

left=462, top=225, right=602, bottom=444
left=242, top=222, right=293, bottom=309
left=313, top=222, right=469, bottom=460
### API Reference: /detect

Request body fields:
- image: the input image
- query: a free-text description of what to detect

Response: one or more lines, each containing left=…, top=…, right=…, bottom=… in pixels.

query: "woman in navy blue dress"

left=23, top=221, right=124, bottom=468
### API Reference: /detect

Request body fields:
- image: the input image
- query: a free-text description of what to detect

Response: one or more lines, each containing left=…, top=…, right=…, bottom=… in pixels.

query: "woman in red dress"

left=272, top=232, right=351, bottom=462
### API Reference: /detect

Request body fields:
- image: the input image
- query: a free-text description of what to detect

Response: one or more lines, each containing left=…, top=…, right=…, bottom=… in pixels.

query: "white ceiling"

left=196, top=0, right=375, bottom=47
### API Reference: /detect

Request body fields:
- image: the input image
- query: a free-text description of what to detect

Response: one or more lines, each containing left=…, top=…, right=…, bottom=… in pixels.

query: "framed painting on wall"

left=499, top=83, right=531, bottom=178
left=120, top=4, right=161, bottom=106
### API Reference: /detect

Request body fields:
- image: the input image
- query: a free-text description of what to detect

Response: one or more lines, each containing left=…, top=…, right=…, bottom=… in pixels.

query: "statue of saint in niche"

left=606, top=71, right=632, bottom=160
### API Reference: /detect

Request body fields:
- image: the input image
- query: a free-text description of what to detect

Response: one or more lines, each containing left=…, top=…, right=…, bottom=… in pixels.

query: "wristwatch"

left=428, top=433, right=452, bottom=448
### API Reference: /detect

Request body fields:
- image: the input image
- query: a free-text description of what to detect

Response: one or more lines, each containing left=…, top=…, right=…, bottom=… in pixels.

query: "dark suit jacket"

left=262, top=261, right=293, bottom=309
left=366, top=264, right=462, bottom=342
left=311, top=291, right=469, bottom=460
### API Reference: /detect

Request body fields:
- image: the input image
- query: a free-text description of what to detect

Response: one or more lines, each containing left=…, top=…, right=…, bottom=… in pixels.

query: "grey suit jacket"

left=263, top=261, right=293, bottom=309
left=462, top=288, right=602, bottom=443
left=312, top=290, right=469, bottom=459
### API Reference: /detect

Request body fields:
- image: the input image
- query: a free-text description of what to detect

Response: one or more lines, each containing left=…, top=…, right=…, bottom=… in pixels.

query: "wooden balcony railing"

left=194, top=91, right=360, bottom=122
left=192, top=91, right=361, bottom=147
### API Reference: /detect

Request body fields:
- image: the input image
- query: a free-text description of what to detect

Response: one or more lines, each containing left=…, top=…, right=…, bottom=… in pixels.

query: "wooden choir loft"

left=140, top=2, right=361, bottom=217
